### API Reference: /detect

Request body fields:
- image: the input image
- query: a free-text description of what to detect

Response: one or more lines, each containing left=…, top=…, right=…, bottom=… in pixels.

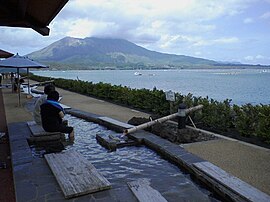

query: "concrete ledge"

left=66, top=108, right=133, bottom=133
left=129, top=131, right=205, bottom=172
left=194, top=161, right=270, bottom=202
left=8, top=122, right=32, bottom=166
left=66, top=108, right=101, bottom=122
left=98, top=117, right=133, bottom=132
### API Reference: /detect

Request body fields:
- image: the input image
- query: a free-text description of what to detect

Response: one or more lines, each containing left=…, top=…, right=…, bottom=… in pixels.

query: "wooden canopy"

left=0, top=0, right=68, bottom=36
left=0, top=49, right=14, bottom=58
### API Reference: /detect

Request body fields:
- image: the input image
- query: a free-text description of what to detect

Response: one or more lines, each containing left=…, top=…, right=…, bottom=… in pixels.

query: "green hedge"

left=30, top=74, right=270, bottom=143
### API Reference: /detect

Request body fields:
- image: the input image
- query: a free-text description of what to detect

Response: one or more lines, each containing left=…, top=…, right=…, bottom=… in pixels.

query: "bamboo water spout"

left=123, top=104, right=203, bottom=135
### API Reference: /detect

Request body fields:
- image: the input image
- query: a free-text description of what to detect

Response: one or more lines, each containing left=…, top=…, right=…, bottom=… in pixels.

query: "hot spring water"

left=59, top=114, right=218, bottom=201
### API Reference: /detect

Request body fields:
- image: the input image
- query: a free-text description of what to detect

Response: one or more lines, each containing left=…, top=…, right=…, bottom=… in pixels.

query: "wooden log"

left=27, top=121, right=61, bottom=137
left=193, top=162, right=270, bottom=202
left=128, top=179, right=167, bottom=202
left=27, top=134, right=63, bottom=143
left=45, top=149, right=111, bottom=199
left=123, top=105, right=203, bottom=135
left=27, top=121, right=65, bottom=142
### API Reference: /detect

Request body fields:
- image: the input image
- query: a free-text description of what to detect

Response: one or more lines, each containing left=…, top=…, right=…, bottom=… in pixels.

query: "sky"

left=1, top=0, right=270, bottom=65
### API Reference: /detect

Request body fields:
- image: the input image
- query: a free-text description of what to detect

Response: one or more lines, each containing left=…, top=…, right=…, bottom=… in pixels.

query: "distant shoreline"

left=31, top=66, right=270, bottom=71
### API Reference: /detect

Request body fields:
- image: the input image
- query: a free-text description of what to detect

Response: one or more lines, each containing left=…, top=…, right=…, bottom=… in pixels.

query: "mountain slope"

left=28, top=37, right=218, bottom=69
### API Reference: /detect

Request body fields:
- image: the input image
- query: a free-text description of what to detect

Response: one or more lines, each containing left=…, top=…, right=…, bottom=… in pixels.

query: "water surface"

left=32, top=69, right=270, bottom=105
left=64, top=115, right=216, bottom=201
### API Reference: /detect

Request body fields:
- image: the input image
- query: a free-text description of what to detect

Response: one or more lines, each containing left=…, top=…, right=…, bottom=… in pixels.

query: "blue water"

left=31, top=69, right=270, bottom=105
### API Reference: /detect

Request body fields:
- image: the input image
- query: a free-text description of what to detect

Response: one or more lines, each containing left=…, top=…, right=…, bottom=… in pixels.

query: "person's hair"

left=44, top=84, right=55, bottom=95
left=47, top=91, right=59, bottom=101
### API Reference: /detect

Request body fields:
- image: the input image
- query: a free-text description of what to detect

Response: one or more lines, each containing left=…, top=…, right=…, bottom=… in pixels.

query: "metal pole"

left=178, top=103, right=187, bottom=129
left=27, top=68, right=30, bottom=94
left=169, top=101, right=173, bottom=114
left=17, top=67, right=21, bottom=106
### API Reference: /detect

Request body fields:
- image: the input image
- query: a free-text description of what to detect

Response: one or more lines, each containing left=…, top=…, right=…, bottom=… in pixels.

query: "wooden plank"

left=193, top=162, right=270, bottom=202
left=45, top=150, right=111, bottom=198
left=127, top=179, right=167, bottom=202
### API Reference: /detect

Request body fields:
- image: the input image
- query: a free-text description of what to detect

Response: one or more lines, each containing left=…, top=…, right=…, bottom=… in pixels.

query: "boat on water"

left=134, top=72, right=142, bottom=76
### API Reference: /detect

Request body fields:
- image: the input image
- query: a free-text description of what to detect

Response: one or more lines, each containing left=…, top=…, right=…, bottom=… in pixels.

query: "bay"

left=31, top=69, right=270, bottom=105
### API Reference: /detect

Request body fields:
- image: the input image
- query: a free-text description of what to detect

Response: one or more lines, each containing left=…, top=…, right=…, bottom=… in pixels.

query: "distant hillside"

left=28, top=37, right=270, bottom=70
left=27, top=37, right=219, bottom=70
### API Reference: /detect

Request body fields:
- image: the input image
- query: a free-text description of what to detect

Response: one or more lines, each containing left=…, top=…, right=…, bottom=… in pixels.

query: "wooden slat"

left=127, top=179, right=167, bottom=202
left=193, top=162, right=270, bottom=202
left=45, top=150, right=111, bottom=198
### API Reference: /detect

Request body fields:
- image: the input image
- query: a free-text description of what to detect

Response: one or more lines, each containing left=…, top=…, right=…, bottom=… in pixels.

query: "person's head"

left=47, top=91, right=59, bottom=102
left=44, top=84, right=55, bottom=95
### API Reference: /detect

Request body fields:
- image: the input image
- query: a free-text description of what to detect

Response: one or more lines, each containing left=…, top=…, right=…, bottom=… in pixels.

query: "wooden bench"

left=27, top=121, right=65, bottom=142
left=45, top=149, right=111, bottom=198
left=193, top=161, right=270, bottom=202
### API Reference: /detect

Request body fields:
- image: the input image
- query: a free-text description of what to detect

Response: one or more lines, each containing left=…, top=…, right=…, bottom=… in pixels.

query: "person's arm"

left=59, top=111, right=65, bottom=119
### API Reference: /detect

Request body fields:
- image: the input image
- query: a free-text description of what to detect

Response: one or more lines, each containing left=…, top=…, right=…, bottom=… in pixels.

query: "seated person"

left=40, top=90, right=74, bottom=141
left=33, top=84, right=55, bottom=125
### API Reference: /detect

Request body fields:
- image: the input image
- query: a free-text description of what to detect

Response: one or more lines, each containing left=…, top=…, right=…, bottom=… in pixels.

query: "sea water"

left=32, top=69, right=270, bottom=105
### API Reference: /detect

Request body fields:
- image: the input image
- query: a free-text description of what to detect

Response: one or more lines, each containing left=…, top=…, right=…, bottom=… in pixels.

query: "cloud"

left=194, top=51, right=202, bottom=56
left=213, top=37, right=240, bottom=44
left=244, top=55, right=254, bottom=61
left=1, top=0, right=269, bottom=65
left=244, top=54, right=266, bottom=62
left=255, top=55, right=265, bottom=59
left=65, top=0, right=251, bottom=21
left=121, top=33, right=239, bottom=55
left=149, top=34, right=240, bottom=58
left=51, top=0, right=248, bottom=60
left=193, top=37, right=239, bottom=46
left=260, top=11, right=270, bottom=19
left=65, top=19, right=118, bottom=38
left=0, top=27, right=59, bottom=55
left=57, top=0, right=252, bottom=40
left=243, top=18, right=254, bottom=24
